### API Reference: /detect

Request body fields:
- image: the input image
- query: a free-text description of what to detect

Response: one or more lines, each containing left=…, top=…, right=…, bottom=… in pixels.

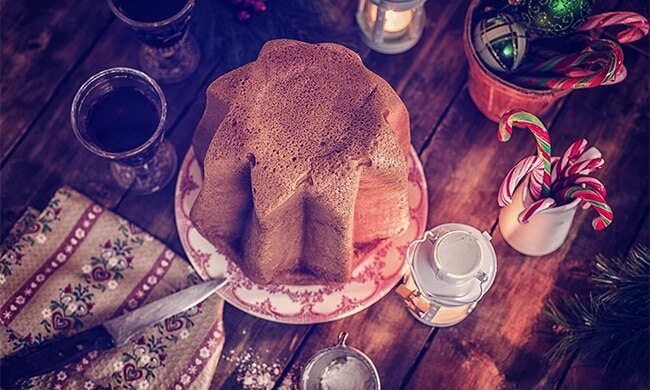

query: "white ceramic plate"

left=174, top=146, right=428, bottom=324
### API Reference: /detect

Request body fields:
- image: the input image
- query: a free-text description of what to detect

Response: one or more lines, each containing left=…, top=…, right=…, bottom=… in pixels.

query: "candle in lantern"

left=367, top=6, right=414, bottom=33
left=356, top=0, right=427, bottom=54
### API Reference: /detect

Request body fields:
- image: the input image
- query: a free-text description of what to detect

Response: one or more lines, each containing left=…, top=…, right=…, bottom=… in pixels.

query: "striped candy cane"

left=552, top=174, right=608, bottom=199
left=512, top=39, right=625, bottom=90
left=574, top=146, right=602, bottom=164
left=498, top=156, right=542, bottom=207
left=558, top=138, right=588, bottom=177
left=518, top=197, right=556, bottom=224
left=558, top=186, right=613, bottom=231
left=561, top=157, right=605, bottom=178
left=498, top=110, right=552, bottom=199
left=578, top=12, right=650, bottom=44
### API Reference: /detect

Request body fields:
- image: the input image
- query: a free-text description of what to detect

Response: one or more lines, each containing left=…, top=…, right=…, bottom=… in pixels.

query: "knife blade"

left=0, top=276, right=227, bottom=389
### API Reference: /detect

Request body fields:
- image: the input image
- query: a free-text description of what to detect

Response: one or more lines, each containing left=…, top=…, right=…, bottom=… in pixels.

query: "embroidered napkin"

left=0, top=208, right=39, bottom=256
left=0, top=187, right=224, bottom=390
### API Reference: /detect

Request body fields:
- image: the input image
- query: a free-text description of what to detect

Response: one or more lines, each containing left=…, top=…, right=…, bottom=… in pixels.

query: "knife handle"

left=0, top=325, right=115, bottom=389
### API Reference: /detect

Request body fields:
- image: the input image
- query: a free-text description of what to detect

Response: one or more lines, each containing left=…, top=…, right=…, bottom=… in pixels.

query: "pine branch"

left=544, top=245, right=650, bottom=380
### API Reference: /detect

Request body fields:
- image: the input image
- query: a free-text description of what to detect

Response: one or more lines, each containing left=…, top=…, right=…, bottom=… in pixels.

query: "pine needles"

left=545, top=245, right=649, bottom=379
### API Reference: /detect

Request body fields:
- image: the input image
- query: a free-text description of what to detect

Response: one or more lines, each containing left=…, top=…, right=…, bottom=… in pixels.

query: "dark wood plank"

left=363, top=0, right=471, bottom=151
left=0, top=0, right=113, bottom=163
left=403, top=46, right=649, bottom=390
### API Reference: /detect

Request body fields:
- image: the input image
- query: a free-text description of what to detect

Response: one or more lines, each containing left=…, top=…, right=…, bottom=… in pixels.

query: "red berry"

left=237, top=9, right=251, bottom=21
left=253, top=1, right=267, bottom=12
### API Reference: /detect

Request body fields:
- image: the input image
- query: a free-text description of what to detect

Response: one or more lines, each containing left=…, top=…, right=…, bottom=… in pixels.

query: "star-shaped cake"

left=190, top=39, right=410, bottom=285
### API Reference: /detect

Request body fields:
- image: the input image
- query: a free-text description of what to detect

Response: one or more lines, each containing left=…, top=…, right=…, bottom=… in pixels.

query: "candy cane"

left=557, top=146, right=603, bottom=179
left=498, top=156, right=542, bottom=207
left=551, top=158, right=561, bottom=183
left=558, top=138, right=588, bottom=176
left=553, top=174, right=607, bottom=199
left=578, top=12, right=650, bottom=44
left=561, top=157, right=605, bottom=178
left=551, top=174, right=608, bottom=199
left=558, top=186, right=613, bottom=231
left=528, top=163, right=546, bottom=201
left=553, top=174, right=608, bottom=211
left=512, top=39, right=625, bottom=90
left=498, top=110, right=552, bottom=199
left=518, top=43, right=615, bottom=75
left=519, top=66, right=628, bottom=90
left=574, top=146, right=602, bottom=164
left=518, top=197, right=556, bottom=224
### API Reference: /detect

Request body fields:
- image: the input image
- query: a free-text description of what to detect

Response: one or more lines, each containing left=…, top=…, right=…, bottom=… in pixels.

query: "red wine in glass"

left=107, top=0, right=200, bottom=83
left=86, top=87, right=158, bottom=153
left=71, top=67, right=177, bottom=194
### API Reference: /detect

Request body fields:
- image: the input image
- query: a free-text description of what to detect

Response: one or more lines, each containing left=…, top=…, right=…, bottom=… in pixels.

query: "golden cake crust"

left=190, top=39, right=411, bottom=284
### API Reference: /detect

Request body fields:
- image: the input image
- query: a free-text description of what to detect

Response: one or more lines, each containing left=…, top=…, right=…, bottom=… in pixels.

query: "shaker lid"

left=408, top=223, right=497, bottom=306
left=434, top=231, right=482, bottom=279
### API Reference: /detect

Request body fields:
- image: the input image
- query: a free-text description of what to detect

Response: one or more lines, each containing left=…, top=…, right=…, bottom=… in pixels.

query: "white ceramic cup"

left=498, top=176, right=580, bottom=256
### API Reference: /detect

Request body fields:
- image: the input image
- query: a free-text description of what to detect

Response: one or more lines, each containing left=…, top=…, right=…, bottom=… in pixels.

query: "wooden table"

left=2, top=0, right=648, bottom=388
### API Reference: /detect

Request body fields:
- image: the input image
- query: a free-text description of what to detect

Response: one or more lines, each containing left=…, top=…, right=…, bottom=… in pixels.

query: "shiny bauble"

left=512, top=0, right=595, bottom=38
left=473, top=13, right=528, bottom=73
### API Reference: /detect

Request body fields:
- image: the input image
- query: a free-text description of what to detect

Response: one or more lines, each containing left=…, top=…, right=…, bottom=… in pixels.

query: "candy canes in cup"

left=496, top=110, right=613, bottom=256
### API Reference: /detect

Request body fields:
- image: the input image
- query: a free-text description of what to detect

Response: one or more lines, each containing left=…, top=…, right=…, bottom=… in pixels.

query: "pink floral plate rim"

left=174, top=146, right=428, bottom=324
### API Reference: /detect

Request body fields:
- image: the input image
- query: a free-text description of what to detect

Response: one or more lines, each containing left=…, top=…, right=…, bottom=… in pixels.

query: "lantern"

left=356, top=0, right=427, bottom=54
left=396, top=223, right=497, bottom=327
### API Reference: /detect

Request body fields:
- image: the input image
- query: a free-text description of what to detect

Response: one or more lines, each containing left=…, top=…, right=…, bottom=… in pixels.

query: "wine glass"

left=107, top=0, right=201, bottom=84
left=70, top=67, right=178, bottom=195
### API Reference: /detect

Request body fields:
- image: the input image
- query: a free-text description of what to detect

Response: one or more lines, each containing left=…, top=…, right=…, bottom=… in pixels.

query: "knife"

left=0, top=276, right=227, bottom=389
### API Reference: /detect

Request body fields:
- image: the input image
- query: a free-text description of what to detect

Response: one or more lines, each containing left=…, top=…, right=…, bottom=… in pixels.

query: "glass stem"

left=134, top=158, right=156, bottom=179
left=159, top=45, right=177, bottom=59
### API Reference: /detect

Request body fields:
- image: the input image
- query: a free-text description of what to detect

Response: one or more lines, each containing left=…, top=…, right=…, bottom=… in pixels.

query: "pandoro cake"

left=190, top=39, right=411, bottom=285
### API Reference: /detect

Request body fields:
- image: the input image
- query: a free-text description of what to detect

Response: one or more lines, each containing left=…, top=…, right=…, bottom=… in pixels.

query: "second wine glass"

left=107, top=0, right=201, bottom=84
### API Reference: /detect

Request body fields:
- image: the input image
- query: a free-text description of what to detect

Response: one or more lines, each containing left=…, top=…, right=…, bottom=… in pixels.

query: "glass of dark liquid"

left=71, top=67, right=177, bottom=195
left=107, top=0, right=200, bottom=84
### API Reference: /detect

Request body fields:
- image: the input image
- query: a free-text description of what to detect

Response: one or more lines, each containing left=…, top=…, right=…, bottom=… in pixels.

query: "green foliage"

left=545, top=245, right=649, bottom=379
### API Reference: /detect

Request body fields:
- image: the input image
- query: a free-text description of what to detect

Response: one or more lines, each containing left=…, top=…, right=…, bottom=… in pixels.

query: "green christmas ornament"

left=473, top=13, right=528, bottom=73
left=511, top=0, right=595, bottom=38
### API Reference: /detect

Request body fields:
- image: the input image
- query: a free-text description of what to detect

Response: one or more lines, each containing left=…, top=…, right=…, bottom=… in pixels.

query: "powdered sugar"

left=222, top=348, right=299, bottom=389
left=318, top=356, right=375, bottom=390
